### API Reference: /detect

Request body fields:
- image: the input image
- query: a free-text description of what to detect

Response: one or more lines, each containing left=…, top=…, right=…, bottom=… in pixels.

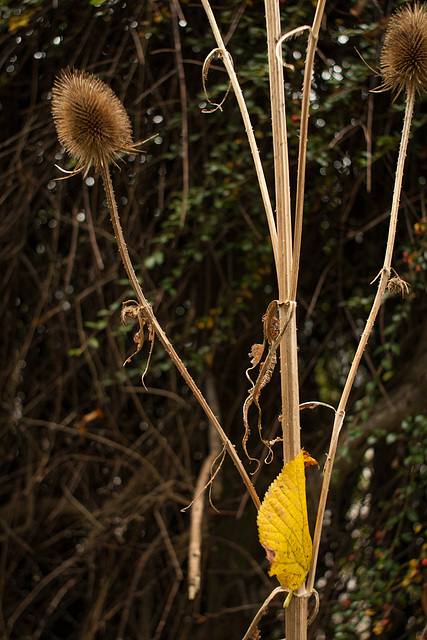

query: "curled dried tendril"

left=243, top=301, right=295, bottom=471
left=121, top=300, right=155, bottom=387
left=387, top=270, right=411, bottom=298
left=275, top=25, right=312, bottom=71
left=201, top=48, right=233, bottom=114
left=181, top=445, right=226, bottom=515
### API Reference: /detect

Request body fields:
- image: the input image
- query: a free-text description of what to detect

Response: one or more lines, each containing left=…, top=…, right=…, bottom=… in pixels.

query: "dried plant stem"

left=340, top=85, right=414, bottom=413
left=187, top=451, right=217, bottom=599
left=307, top=86, right=416, bottom=593
left=170, top=0, right=189, bottom=228
left=188, top=372, right=223, bottom=600
left=290, top=0, right=326, bottom=301
left=264, top=0, right=306, bottom=634
left=100, top=162, right=260, bottom=510
left=265, top=0, right=292, bottom=303
left=200, top=0, right=279, bottom=269
left=242, top=586, right=287, bottom=640
left=264, top=0, right=299, bottom=463
left=306, top=409, right=344, bottom=594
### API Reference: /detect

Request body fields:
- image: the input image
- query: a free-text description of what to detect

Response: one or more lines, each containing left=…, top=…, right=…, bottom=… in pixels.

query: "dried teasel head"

left=52, top=67, right=141, bottom=178
left=379, top=3, right=427, bottom=98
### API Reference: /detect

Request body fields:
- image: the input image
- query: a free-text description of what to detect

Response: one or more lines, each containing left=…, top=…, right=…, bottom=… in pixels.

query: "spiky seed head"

left=51, top=67, right=137, bottom=177
left=379, top=3, right=427, bottom=98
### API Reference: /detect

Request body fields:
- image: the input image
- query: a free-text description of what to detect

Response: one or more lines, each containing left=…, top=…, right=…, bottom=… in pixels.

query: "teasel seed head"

left=52, top=67, right=140, bottom=177
left=379, top=2, right=427, bottom=98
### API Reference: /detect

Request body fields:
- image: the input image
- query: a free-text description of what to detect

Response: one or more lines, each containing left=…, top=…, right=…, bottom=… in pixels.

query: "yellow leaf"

left=257, top=450, right=314, bottom=593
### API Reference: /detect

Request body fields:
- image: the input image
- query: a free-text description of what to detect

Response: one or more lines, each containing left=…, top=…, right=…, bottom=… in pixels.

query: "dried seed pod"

left=379, top=3, right=427, bottom=98
left=52, top=67, right=140, bottom=177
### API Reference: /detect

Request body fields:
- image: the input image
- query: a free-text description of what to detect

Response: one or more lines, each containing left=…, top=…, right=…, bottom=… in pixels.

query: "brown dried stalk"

left=51, top=67, right=260, bottom=510
left=308, top=2, right=425, bottom=596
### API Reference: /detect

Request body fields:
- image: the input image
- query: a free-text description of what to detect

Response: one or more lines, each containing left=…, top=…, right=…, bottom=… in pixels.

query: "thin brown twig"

left=114, top=535, right=162, bottom=639
left=170, top=0, right=189, bottom=228
left=366, top=91, right=374, bottom=193
left=6, top=556, right=79, bottom=636
left=154, top=509, right=184, bottom=581
left=83, top=184, right=105, bottom=269
left=33, top=577, right=80, bottom=640
left=152, top=580, right=181, bottom=640
left=23, top=417, right=165, bottom=483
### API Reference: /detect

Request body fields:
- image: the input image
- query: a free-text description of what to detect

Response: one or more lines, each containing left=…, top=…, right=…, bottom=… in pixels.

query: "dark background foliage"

left=0, top=0, right=426, bottom=639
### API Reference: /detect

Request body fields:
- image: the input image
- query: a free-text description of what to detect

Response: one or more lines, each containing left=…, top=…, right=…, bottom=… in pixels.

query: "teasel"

left=51, top=67, right=149, bottom=326
left=50, top=69, right=260, bottom=512
left=52, top=67, right=142, bottom=178
left=375, top=3, right=427, bottom=278
left=379, top=2, right=427, bottom=99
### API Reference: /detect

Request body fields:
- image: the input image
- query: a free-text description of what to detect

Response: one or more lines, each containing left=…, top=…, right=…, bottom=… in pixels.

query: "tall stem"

left=200, top=0, right=279, bottom=269
left=307, top=86, right=415, bottom=592
left=290, top=0, right=326, bottom=301
left=264, top=0, right=299, bottom=456
left=264, top=0, right=292, bottom=305
left=100, top=161, right=260, bottom=510
left=339, top=86, right=414, bottom=414
left=264, top=0, right=305, bottom=635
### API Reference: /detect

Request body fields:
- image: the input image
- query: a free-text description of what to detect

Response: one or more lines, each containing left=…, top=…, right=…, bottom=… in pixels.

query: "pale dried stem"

left=308, top=86, right=416, bottom=593
left=264, top=0, right=300, bottom=459
left=306, top=409, right=344, bottom=594
left=187, top=451, right=217, bottom=599
left=188, top=372, right=223, bottom=600
left=200, top=0, right=279, bottom=270
left=340, top=85, right=414, bottom=413
left=241, top=586, right=287, bottom=640
left=290, top=0, right=326, bottom=301
left=100, top=161, right=260, bottom=510
left=264, top=0, right=292, bottom=303
left=264, top=0, right=305, bottom=634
